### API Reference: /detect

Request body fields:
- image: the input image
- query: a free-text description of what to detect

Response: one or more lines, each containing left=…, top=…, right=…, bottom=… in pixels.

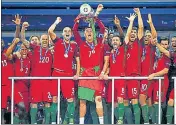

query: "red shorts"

left=14, top=81, right=29, bottom=112
left=140, top=80, right=153, bottom=97
left=107, top=80, right=126, bottom=103
left=153, top=76, right=169, bottom=102
left=51, top=70, right=74, bottom=99
left=126, top=79, right=140, bottom=99
left=2, top=85, right=11, bottom=109
left=169, top=89, right=174, bottom=100
left=30, top=80, right=52, bottom=103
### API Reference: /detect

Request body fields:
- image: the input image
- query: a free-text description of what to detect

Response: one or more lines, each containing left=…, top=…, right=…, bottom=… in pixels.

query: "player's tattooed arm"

left=99, top=56, right=109, bottom=80
left=148, top=68, right=169, bottom=80
left=125, top=13, right=137, bottom=44
left=134, top=8, right=144, bottom=40
left=48, top=17, right=62, bottom=41
left=151, top=38, right=170, bottom=58
left=5, top=38, right=20, bottom=59
left=114, top=15, right=124, bottom=38
left=21, top=22, right=30, bottom=48
left=12, top=14, right=22, bottom=38
left=147, top=14, right=157, bottom=39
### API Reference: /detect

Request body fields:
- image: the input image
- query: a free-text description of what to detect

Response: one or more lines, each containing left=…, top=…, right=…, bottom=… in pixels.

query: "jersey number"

left=40, top=57, right=49, bottom=63
left=2, top=60, right=7, bottom=67
left=132, top=88, right=137, bottom=95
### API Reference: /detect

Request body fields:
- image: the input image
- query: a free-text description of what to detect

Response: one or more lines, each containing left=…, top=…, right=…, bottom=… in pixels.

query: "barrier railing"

left=8, top=76, right=165, bottom=124
left=172, top=77, right=176, bottom=124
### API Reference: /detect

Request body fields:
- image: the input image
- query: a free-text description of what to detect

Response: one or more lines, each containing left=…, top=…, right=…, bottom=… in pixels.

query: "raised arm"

left=147, top=14, right=157, bottom=39
left=151, top=38, right=170, bottom=58
left=5, top=38, right=20, bottom=58
left=114, top=15, right=124, bottom=38
left=73, top=15, right=83, bottom=46
left=94, top=4, right=105, bottom=34
left=21, top=22, right=30, bottom=48
left=48, top=17, right=62, bottom=41
left=124, top=13, right=137, bottom=44
left=12, top=14, right=22, bottom=38
left=134, top=8, right=144, bottom=40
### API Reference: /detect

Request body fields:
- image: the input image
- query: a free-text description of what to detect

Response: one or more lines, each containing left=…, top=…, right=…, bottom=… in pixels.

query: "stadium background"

left=1, top=0, right=176, bottom=124
left=2, top=0, right=176, bottom=48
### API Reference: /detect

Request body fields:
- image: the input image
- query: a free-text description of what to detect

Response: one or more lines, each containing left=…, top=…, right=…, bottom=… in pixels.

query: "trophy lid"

left=80, top=4, right=92, bottom=15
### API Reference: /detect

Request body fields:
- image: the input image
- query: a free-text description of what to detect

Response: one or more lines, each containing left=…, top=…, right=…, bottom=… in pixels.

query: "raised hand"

left=125, top=13, right=137, bottom=22
left=56, top=17, right=62, bottom=23
left=147, top=14, right=152, bottom=24
left=133, top=8, right=140, bottom=15
left=22, top=22, right=29, bottom=28
left=12, top=14, right=22, bottom=25
left=13, top=38, right=20, bottom=44
left=74, top=14, right=84, bottom=23
left=114, top=15, right=120, bottom=26
left=96, top=4, right=104, bottom=12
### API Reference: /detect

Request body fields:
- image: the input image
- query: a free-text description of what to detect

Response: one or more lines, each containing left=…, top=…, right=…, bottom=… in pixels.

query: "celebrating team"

left=1, top=4, right=176, bottom=124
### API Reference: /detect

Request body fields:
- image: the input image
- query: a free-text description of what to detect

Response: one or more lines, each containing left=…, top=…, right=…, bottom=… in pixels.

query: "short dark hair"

left=132, top=27, right=138, bottom=31
left=112, top=34, right=120, bottom=39
left=29, top=35, right=40, bottom=42
left=160, top=36, right=169, bottom=43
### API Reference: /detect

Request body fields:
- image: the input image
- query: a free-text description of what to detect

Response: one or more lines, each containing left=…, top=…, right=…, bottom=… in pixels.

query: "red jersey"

left=30, top=43, right=53, bottom=76
left=13, top=55, right=31, bottom=82
left=79, top=40, right=110, bottom=70
left=126, top=39, right=142, bottom=76
left=1, top=51, right=14, bottom=86
left=154, top=54, right=170, bottom=72
left=109, top=46, right=126, bottom=76
left=53, top=37, right=79, bottom=73
left=141, top=45, right=155, bottom=76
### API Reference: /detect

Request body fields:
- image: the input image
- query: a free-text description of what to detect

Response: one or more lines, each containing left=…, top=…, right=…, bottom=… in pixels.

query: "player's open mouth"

left=130, top=34, right=135, bottom=38
left=66, top=35, right=69, bottom=37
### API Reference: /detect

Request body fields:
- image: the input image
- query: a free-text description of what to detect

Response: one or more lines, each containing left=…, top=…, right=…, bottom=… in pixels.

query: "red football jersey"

left=1, top=51, right=14, bottom=86
left=126, top=39, right=142, bottom=76
left=79, top=40, right=110, bottom=69
left=154, top=54, right=170, bottom=72
left=109, top=46, right=126, bottom=76
left=141, top=45, right=155, bottom=76
left=53, top=37, right=79, bottom=73
left=13, top=55, right=31, bottom=82
left=30, top=43, right=53, bottom=76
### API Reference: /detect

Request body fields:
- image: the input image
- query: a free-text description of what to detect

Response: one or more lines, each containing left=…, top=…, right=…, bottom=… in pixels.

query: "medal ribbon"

left=63, top=41, right=70, bottom=55
left=86, top=41, right=95, bottom=51
left=40, top=46, right=48, bottom=61
left=112, top=49, right=119, bottom=63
